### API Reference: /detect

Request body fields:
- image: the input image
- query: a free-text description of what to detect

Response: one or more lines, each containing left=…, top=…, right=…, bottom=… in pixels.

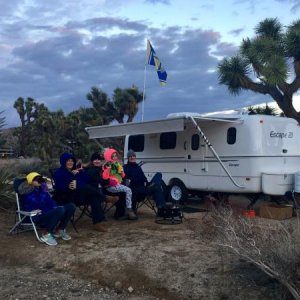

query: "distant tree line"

left=11, top=86, right=143, bottom=161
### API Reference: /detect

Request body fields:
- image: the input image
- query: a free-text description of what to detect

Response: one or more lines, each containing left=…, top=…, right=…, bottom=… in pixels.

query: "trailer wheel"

left=168, top=180, right=188, bottom=204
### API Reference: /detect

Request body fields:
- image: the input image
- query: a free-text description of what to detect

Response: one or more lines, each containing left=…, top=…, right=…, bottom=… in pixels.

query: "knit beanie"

left=127, top=149, right=136, bottom=158
left=90, top=152, right=102, bottom=162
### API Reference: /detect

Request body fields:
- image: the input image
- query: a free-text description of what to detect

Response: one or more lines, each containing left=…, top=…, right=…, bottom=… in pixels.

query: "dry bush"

left=0, top=158, right=58, bottom=211
left=0, top=168, right=14, bottom=211
left=211, top=206, right=300, bottom=299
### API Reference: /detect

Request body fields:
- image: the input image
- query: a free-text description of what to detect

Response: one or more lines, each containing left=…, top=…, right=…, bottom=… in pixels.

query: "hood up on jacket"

left=103, top=148, right=117, bottom=162
left=18, top=181, right=35, bottom=195
left=59, top=152, right=76, bottom=169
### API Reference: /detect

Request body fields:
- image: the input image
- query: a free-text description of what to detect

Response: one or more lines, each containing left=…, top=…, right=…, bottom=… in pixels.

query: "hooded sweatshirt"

left=53, top=152, right=89, bottom=192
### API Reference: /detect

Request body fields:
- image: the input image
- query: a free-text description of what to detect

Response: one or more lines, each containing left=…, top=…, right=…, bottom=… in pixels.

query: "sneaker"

left=54, top=229, right=71, bottom=241
left=94, top=222, right=107, bottom=232
left=40, top=233, right=58, bottom=246
left=127, top=208, right=138, bottom=220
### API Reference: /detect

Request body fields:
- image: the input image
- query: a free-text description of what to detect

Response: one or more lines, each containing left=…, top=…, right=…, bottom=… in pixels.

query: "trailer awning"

left=85, top=115, right=242, bottom=139
left=85, top=118, right=185, bottom=139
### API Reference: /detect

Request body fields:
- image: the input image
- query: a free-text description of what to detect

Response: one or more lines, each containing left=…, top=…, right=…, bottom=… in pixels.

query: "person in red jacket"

left=102, top=148, right=137, bottom=220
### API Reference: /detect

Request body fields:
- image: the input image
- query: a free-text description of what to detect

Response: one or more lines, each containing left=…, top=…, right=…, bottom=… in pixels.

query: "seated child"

left=102, top=148, right=137, bottom=220
left=18, top=172, right=76, bottom=246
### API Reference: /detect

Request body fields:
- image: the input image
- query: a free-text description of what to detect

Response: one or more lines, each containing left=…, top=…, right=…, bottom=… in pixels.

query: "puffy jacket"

left=18, top=181, right=57, bottom=214
left=102, top=148, right=125, bottom=185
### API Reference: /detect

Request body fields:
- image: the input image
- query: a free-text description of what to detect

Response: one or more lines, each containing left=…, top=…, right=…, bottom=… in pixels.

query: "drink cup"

left=70, top=179, right=76, bottom=190
left=73, top=180, right=77, bottom=189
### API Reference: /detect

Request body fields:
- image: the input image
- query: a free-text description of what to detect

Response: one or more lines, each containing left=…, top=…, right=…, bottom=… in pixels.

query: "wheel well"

left=168, top=178, right=185, bottom=187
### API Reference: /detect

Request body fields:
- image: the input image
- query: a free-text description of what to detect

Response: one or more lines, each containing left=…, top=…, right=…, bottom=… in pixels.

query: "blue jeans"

left=33, top=203, right=76, bottom=233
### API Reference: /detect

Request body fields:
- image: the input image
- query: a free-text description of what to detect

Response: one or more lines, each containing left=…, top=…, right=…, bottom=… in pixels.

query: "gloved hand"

left=41, top=182, right=49, bottom=192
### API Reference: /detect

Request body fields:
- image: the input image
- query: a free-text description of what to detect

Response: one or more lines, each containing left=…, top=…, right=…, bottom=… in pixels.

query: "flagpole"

left=141, top=62, right=147, bottom=122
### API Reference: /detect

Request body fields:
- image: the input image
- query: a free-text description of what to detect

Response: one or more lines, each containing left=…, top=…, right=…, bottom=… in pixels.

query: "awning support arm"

left=189, top=116, right=245, bottom=189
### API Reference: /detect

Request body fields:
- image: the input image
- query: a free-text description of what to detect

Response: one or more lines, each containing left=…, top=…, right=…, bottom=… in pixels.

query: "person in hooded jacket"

left=102, top=148, right=137, bottom=220
left=53, top=152, right=107, bottom=232
left=18, top=172, right=76, bottom=246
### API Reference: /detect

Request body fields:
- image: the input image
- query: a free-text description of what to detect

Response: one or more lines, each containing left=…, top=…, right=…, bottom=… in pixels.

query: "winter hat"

left=26, top=172, right=42, bottom=184
left=127, top=149, right=136, bottom=158
left=90, top=152, right=102, bottom=162
left=103, top=148, right=117, bottom=162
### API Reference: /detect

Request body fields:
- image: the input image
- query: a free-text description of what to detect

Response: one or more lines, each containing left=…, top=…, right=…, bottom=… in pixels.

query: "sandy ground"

left=0, top=196, right=289, bottom=300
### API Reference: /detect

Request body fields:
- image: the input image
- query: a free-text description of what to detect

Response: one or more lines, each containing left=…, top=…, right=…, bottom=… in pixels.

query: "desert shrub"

left=0, top=158, right=59, bottom=178
left=0, top=168, right=14, bottom=210
left=211, top=206, right=300, bottom=300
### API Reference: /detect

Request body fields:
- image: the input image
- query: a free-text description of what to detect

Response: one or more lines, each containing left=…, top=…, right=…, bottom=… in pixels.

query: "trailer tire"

left=168, top=179, right=188, bottom=204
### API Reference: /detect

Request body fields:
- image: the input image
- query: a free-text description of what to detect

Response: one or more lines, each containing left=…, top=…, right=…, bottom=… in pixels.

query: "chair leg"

left=30, top=216, right=43, bottom=242
left=9, top=216, right=27, bottom=234
left=10, top=215, right=43, bottom=243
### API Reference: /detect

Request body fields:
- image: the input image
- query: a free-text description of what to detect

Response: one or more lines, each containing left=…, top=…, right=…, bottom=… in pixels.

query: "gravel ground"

left=0, top=196, right=288, bottom=300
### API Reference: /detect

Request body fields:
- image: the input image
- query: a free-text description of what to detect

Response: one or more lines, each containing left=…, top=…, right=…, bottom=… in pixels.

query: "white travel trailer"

left=85, top=111, right=300, bottom=203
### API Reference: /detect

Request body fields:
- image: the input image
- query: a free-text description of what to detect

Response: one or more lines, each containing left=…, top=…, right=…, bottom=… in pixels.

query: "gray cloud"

left=0, top=2, right=276, bottom=128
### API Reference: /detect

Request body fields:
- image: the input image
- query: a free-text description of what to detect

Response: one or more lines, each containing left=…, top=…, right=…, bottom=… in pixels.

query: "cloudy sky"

left=1, top=0, right=300, bottom=127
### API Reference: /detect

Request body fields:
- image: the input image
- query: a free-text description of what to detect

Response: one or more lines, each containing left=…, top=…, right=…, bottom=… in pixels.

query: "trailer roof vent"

left=167, top=112, right=202, bottom=118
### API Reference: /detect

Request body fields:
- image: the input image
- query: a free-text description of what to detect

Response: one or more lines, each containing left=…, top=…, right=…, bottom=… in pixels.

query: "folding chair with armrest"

left=136, top=194, right=157, bottom=213
left=9, top=178, right=43, bottom=242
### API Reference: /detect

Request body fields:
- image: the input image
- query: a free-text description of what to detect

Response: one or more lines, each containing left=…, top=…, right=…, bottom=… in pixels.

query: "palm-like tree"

left=218, top=18, right=300, bottom=123
left=86, top=86, right=144, bottom=124
left=247, top=104, right=279, bottom=116
left=86, top=87, right=114, bottom=125
left=112, top=86, right=144, bottom=123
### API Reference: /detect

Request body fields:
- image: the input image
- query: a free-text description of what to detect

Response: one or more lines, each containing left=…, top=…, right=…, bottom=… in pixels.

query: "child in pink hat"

left=102, top=148, right=137, bottom=220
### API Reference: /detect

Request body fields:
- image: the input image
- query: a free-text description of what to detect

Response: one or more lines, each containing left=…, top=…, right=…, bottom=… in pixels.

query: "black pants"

left=73, top=185, right=105, bottom=224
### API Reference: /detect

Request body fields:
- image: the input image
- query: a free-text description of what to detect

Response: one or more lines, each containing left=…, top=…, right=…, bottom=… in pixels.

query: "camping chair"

left=9, top=178, right=43, bottom=242
left=49, top=168, right=119, bottom=224
left=136, top=194, right=157, bottom=214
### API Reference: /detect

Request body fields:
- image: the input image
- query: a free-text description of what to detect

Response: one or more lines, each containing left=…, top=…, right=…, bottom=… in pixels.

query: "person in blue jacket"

left=123, top=150, right=166, bottom=215
left=53, top=152, right=107, bottom=232
left=18, top=172, right=76, bottom=246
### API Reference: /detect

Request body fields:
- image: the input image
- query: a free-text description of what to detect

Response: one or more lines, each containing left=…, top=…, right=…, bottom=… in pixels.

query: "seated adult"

left=85, top=152, right=126, bottom=219
left=53, top=152, right=107, bottom=232
left=123, top=150, right=166, bottom=215
left=18, top=172, right=76, bottom=246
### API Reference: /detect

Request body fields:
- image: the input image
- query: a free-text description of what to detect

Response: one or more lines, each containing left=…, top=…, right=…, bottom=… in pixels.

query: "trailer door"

left=186, top=132, right=208, bottom=190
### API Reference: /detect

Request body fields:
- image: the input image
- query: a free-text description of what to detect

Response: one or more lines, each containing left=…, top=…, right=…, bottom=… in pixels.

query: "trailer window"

left=227, top=127, right=236, bottom=144
left=191, top=134, right=199, bottom=150
left=128, top=135, right=145, bottom=152
left=160, top=132, right=176, bottom=149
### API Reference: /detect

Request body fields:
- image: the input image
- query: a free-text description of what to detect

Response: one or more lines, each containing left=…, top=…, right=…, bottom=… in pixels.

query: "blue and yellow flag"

left=146, top=40, right=167, bottom=86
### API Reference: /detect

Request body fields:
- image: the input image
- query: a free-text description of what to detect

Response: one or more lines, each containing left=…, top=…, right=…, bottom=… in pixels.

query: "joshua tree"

left=218, top=18, right=300, bottom=123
